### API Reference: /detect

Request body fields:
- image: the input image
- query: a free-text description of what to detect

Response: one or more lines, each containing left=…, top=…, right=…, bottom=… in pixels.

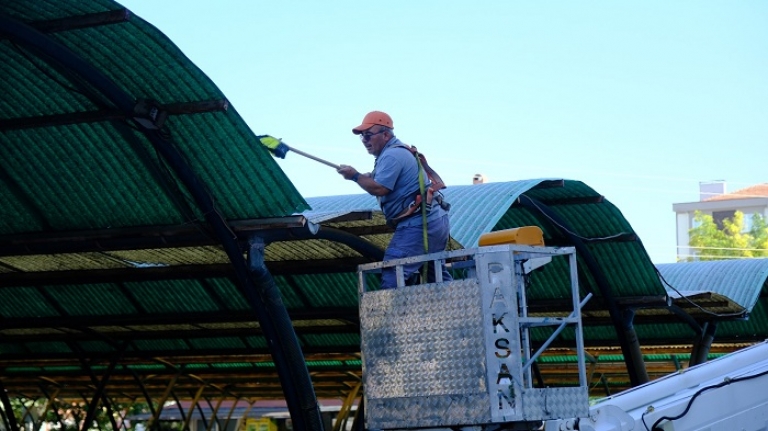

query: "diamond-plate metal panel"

left=366, top=394, right=493, bottom=430
left=361, top=279, right=491, bottom=428
left=359, top=246, right=589, bottom=430
left=521, top=387, right=589, bottom=420
left=361, top=279, right=485, bottom=399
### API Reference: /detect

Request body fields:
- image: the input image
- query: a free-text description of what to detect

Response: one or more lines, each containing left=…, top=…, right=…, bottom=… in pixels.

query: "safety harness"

left=387, top=144, right=450, bottom=255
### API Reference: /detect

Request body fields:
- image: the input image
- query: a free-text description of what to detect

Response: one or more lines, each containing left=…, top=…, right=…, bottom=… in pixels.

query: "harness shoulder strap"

left=388, top=143, right=445, bottom=191
left=409, top=145, right=446, bottom=192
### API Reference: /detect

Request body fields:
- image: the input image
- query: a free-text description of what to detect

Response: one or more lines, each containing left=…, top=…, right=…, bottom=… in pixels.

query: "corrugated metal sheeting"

left=0, top=0, right=308, bottom=234
left=656, top=259, right=768, bottom=342
left=3, top=0, right=768, bottom=406
left=310, top=180, right=667, bottom=307
left=0, top=0, right=328, bottom=404
left=658, top=259, right=768, bottom=311
left=301, top=181, right=766, bottom=392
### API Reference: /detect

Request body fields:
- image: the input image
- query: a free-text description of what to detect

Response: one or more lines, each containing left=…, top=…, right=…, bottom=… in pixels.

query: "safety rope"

left=414, top=154, right=429, bottom=281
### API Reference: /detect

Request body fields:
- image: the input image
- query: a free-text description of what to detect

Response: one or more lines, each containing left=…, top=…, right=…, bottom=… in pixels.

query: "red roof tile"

left=704, top=183, right=768, bottom=201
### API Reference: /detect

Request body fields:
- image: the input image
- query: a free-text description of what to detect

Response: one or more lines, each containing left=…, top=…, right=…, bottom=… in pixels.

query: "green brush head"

left=258, top=136, right=289, bottom=158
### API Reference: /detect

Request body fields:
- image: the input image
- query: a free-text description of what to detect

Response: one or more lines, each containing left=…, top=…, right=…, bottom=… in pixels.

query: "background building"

left=673, top=181, right=768, bottom=260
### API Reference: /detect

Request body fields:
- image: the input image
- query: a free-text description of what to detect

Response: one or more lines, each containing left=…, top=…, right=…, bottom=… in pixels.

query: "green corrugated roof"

left=657, top=259, right=768, bottom=311
left=0, top=0, right=308, bottom=236
left=0, top=0, right=325, bottom=403
left=648, top=259, right=768, bottom=341
left=4, top=0, right=768, bottom=405
left=303, top=180, right=758, bottom=351
left=308, top=179, right=666, bottom=300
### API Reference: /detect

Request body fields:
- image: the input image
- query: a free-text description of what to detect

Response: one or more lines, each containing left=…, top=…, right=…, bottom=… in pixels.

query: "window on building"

left=712, top=210, right=735, bottom=229
left=691, top=215, right=702, bottom=229
left=743, top=213, right=755, bottom=233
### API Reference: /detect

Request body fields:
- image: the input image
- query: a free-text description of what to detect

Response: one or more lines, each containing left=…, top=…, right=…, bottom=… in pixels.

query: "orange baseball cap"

left=352, top=111, right=394, bottom=134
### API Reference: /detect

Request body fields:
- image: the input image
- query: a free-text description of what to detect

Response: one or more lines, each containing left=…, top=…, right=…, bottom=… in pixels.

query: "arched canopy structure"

left=3, top=1, right=768, bottom=423
left=1, top=2, right=324, bottom=430
left=656, top=259, right=768, bottom=343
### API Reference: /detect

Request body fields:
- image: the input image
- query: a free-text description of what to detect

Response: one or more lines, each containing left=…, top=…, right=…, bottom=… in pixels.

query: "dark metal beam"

left=0, top=298, right=724, bottom=335
left=0, top=100, right=229, bottom=132
left=0, top=324, right=359, bottom=344
left=333, top=225, right=392, bottom=236
left=0, top=306, right=358, bottom=329
left=0, top=344, right=363, bottom=363
left=27, top=10, right=130, bottom=33
left=0, top=216, right=307, bottom=256
left=1, top=363, right=363, bottom=380
left=0, top=264, right=232, bottom=286
left=528, top=295, right=669, bottom=313
left=0, top=315, right=717, bottom=353
left=0, top=258, right=368, bottom=287
left=0, top=109, right=124, bottom=131
left=531, top=179, right=565, bottom=189
left=536, top=196, right=605, bottom=206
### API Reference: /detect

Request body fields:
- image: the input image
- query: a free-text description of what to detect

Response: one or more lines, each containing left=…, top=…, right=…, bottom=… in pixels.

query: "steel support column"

left=690, top=321, right=718, bottom=366
left=79, top=394, right=103, bottom=431
left=620, top=308, right=650, bottom=382
left=247, top=236, right=324, bottom=430
left=171, top=393, right=185, bottom=428
left=182, top=385, right=207, bottom=431
left=145, top=374, right=180, bottom=431
left=0, top=380, right=20, bottom=431
left=19, top=397, right=39, bottom=430
left=332, top=383, right=361, bottom=431
left=130, top=370, right=157, bottom=420
left=78, top=343, right=126, bottom=431
left=205, top=396, right=225, bottom=431
left=108, top=397, right=130, bottom=431
left=222, top=398, right=248, bottom=431
left=33, top=388, right=61, bottom=431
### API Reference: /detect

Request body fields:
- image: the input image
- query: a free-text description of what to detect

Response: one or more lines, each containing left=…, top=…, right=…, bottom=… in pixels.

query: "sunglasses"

left=360, top=129, right=387, bottom=141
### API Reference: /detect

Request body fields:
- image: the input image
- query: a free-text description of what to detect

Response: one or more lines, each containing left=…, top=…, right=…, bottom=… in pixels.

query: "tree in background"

left=688, top=211, right=768, bottom=260
left=752, top=212, right=768, bottom=252
left=6, top=397, right=150, bottom=431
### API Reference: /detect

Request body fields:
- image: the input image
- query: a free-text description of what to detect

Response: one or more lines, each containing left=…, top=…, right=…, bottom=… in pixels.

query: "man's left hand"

left=337, top=164, right=359, bottom=180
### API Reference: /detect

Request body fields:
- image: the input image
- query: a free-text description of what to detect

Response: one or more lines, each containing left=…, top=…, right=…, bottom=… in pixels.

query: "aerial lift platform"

left=358, top=234, right=590, bottom=431
left=356, top=228, right=768, bottom=431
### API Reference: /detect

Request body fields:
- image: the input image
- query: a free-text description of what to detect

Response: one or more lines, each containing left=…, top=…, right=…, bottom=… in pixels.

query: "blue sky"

left=120, top=1, right=767, bottom=264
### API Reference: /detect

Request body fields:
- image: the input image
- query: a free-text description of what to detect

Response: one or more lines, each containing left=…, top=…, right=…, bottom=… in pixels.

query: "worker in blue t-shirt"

left=337, top=111, right=452, bottom=288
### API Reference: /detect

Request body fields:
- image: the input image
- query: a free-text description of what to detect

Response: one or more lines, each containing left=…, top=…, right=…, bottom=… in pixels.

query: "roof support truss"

left=0, top=14, right=323, bottom=431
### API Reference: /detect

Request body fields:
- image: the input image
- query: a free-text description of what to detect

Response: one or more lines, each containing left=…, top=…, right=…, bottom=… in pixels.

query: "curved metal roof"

left=657, top=259, right=768, bottom=312
left=0, top=0, right=318, bottom=423
left=655, top=259, right=768, bottom=342
left=0, top=0, right=308, bottom=234
left=3, top=0, right=768, bottom=414
left=301, top=181, right=762, bottom=391
left=304, top=180, right=750, bottom=331
left=309, top=179, right=668, bottom=299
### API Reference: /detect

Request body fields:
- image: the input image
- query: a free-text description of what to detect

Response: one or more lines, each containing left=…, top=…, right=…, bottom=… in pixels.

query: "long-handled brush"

left=258, top=135, right=340, bottom=170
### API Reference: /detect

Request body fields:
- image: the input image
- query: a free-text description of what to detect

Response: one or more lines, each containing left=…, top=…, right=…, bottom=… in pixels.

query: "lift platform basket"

left=358, top=245, right=589, bottom=430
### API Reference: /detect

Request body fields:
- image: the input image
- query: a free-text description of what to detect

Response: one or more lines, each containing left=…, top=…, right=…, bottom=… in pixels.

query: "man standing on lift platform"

left=337, top=111, right=452, bottom=288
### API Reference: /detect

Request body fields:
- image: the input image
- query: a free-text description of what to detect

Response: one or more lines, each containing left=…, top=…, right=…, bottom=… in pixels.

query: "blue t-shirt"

left=373, top=138, right=425, bottom=221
